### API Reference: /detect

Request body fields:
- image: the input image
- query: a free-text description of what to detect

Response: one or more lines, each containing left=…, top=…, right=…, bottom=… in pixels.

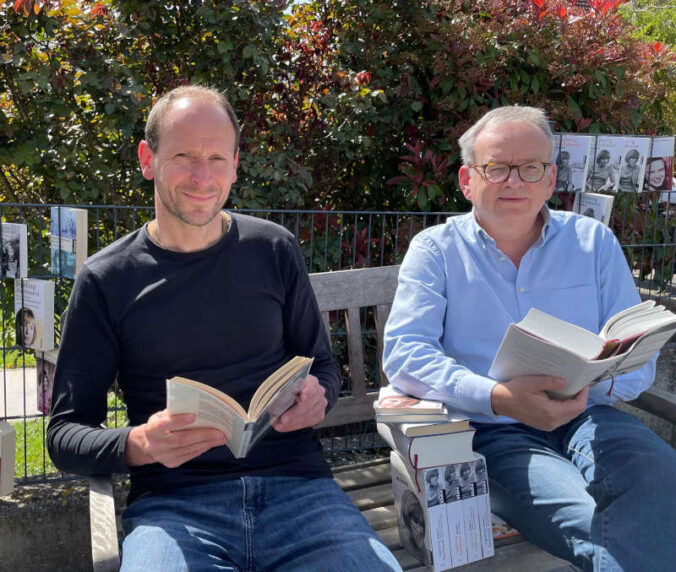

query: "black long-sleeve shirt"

left=47, top=213, right=340, bottom=504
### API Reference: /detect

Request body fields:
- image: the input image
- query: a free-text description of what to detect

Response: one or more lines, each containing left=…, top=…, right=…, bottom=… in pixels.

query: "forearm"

left=47, top=419, right=131, bottom=475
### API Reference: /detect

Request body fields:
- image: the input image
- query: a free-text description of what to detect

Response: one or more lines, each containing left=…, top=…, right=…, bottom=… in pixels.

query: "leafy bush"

left=1, top=0, right=673, bottom=213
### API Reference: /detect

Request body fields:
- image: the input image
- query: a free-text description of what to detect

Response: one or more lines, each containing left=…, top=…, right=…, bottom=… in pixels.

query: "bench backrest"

left=310, top=265, right=400, bottom=428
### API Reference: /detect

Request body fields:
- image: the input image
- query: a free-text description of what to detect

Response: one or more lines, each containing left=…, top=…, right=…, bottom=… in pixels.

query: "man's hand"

left=490, top=376, right=588, bottom=432
left=273, top=375, right=327, bottom=432
left=125, top=410, right=227, bottom=468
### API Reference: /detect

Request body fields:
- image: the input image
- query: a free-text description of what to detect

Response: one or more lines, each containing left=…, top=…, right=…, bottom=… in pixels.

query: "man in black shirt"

left=47, top=85, right=400, bottom=571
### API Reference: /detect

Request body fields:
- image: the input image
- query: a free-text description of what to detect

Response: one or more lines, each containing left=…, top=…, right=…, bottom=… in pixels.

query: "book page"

left=600, top=300, right=655, bottom=338
left=604, top=307, right=676, bottom=342
left=516, top=309, right=605, bottom=360
left=166, top=379, right=248, bottom=457
left=244, top=359, right=313, bottom=455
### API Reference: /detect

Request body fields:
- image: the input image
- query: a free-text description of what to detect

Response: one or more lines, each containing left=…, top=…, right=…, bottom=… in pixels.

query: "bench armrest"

left=89, top=475, right=121, bottom=572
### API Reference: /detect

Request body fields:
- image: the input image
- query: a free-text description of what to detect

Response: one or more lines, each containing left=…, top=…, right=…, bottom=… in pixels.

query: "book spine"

left=236, top=425, right=254, bottom=459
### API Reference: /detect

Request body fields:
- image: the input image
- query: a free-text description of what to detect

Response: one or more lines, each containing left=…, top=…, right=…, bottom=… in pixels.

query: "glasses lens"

left=518, top=162, right=545, bottom=182
left=484, top=164, right=510, bottom=183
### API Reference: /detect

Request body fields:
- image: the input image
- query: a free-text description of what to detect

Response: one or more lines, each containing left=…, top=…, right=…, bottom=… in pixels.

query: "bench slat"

left=346, top=305, right=367, bottom=397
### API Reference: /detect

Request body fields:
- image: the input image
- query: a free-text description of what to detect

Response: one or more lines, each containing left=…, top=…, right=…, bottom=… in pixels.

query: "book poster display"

left=572, top=192, right=615, bottom=226
left=50, top=206, right=88, bottom=279
left=0, top=222, right=28, bottom=279
left=36, top=349, right=59, bottom=415
left=643, top=136, right=675, bottom=201
left=586, top=136, right=649, bottom=193
left=14, top=278, right=55, bottom=352
left=552, top=134, right=593, bottom=193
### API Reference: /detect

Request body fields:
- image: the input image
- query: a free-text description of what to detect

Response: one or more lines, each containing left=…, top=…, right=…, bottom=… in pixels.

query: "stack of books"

left=375, top=386, right=495, bottom=571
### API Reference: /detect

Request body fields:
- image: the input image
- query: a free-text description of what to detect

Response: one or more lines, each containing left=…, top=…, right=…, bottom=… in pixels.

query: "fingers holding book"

left=490, top=375, right=589, bottom=432
left=125, top=409, right=228, bottom=468
left=272, top=375, right=327, bottom=432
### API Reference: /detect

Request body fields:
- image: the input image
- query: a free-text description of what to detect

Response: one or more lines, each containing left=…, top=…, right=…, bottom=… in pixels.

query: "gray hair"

left=458, top=106, right=555, bottom=165
left=145, top=85, right=240, bottom=154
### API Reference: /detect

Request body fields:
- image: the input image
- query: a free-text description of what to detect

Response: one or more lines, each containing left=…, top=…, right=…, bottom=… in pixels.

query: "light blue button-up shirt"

left=383, top=207, right=656, bottom=424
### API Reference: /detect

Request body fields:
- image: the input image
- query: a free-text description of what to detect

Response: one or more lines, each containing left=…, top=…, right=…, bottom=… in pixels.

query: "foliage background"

left=1, top=0, right=674, bottom=213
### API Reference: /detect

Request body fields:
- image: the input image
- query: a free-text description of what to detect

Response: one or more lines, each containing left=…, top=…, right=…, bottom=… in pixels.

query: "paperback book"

left=377, top=421, right=475, bottom=469
left=0, top=421, right=16, bottom=496
left=552, top=134, right=594, bottom=193
left=166, top=356, right=313, bottom=459
left=489, top=300, right=676, bottom=399
left=50, top=206, right=88, bottom=278
left=391, top=451, right=494, bottom=570
left=374, top=385, right=453, bottom=423
left=643, top=136, right=675, bottom=199
left=586, top=136, right=649, bottom=193
left=36, top=349, right=59, bottom=415
left=572, top=192, right=614, bottom=226
left=0, top=222, right=28, bottom=279
left=14, top=278, right=55, bottom=351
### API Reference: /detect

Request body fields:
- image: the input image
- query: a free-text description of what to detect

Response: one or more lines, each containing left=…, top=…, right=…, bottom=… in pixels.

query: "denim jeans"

left=121, top=475, right=401, bottom=572
left=473, top=405, right=676, bottom=572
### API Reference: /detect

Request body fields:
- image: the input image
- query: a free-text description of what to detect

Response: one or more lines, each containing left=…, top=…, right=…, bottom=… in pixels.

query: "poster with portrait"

left=14, top=278, right=55, bottom=351
left=572, top=192, right=615, bottom=226
left=617, top=137, right=650, bottom=193
left=551, top=134, right=593, bottom=193
left=643, top=136, right=675, bottom=201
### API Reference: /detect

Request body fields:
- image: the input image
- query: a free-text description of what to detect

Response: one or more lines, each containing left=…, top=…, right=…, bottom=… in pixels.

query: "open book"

left=489, top=301, right=676, bottom=399
left=166, top=356, right=313, bottom=458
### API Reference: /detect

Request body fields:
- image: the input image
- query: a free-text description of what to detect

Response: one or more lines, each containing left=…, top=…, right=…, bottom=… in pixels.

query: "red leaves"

left=356, top=71, right=371, bottom=85
left=90, top=3, right=109, bottom=18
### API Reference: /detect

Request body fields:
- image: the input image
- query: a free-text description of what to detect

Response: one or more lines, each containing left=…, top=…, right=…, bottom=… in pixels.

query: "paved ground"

left=0, top=367, right=39, bottom=418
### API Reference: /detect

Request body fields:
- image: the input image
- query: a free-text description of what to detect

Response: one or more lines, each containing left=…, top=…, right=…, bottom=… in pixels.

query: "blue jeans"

left=473, top=405, right=676, bottom=572
left=121, top=475, right=401, bottom=572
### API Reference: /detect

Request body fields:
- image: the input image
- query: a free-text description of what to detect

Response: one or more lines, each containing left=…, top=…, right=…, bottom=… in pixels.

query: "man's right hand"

left=490, top=376, right=588, bottom=432
left=125, top=410, right=227, bottom=468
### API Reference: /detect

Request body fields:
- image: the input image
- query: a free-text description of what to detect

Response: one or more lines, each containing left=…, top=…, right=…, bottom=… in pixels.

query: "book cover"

left=390, top=451, right=452, bottom=571
left=489, top=301, right=676, bottom=399
left=50, top=206, right=88, bottom=279
left=0, top=421, right=16, bottom=496
left=396, top=417, right=470, bottom=437
left=377, top=421, right=476, bottom=469
left=586, top=136, right=623, bottom=192
left=36, top=349, right=59, bottom=415
left=617, top=137, right=650, bottom=193
left=552, top=134, right=593, bottom=193
left=572, top=192, right=614, bottom=226
left=373, top=385, right=449, bottom=420
left=166, top=356, right=313, bottom=458
left=643, top=136, right=675, bottom=197
left=14, top=279, right=55, bottom=351
left=0, top=222, right=28, bottom=279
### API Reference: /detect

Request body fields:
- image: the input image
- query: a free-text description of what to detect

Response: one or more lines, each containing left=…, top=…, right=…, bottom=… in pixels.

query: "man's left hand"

left=273, top=375, right=327, bottom=432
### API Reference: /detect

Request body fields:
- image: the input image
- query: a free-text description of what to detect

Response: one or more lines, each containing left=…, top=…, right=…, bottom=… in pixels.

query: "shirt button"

left=519, top=287, right=525, bottom=293
left=499, top=256, right=505, bottom=261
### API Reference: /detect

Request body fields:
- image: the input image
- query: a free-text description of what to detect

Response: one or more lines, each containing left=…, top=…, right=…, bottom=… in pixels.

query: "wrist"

left=125, top=425, right=153, bottom=467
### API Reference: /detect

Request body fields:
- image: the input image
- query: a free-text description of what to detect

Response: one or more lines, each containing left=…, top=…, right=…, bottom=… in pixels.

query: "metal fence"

left=2, top=198, right=675, bottom=486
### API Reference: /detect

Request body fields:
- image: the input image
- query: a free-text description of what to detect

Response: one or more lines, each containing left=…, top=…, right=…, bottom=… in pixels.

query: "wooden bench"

left=89, top=265, right=676, bottom=571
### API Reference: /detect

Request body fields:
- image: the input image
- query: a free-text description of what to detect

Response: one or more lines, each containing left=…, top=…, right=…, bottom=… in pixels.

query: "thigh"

left=566, top=406, right=676, bottom=571
left=473, top=422, right=595, bottom=568
left=255, top=477, right=401, bottom=572
left=121, top=482, right=246, bottom=572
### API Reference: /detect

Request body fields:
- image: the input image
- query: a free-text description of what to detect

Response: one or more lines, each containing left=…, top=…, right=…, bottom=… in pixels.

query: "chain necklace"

left=149, top=212, right=230, bottom=249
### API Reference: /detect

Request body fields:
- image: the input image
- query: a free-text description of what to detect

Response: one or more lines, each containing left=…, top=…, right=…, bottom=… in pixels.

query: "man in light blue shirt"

left=383, top=106, right=676, bottom=571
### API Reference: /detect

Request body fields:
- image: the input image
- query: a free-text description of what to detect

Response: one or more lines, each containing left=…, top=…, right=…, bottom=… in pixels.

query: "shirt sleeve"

left=588, top=228, right=656, bottom=404
left=282, top=239, right=341, bottom=410
left=47, top=266, right=131, bottom=476
left=383, top=234, right=497, bottom=417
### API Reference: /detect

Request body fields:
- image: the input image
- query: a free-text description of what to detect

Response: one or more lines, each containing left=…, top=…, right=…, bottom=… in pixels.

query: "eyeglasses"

left=470, top=162, right=551, bottom=184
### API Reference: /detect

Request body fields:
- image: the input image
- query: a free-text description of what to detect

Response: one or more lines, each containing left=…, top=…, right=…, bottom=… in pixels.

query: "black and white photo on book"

left=572, top=191, right=614, bottom=226
left=0, top=222, right=28, bottom=279
left=551, top=134, right=593, bottom=193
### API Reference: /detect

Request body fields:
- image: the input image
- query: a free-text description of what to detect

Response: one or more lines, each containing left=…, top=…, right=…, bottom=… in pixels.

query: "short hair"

left=596, top=149, right=611, bottom=164
left=145, top=85, right=240, bottom=154
left=625, top=149, right=640, bottom=161
left=556, top=150, right=570, bottom=164
left=458, top=106, right=555, bottom=166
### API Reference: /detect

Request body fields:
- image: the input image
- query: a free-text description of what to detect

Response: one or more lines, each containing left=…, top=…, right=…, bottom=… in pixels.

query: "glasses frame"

left=470, top=161, right=551, bottom=184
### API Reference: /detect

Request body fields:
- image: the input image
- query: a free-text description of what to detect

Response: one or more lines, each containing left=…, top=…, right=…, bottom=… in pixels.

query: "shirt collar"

left=469, top=204, right=556, bottom=248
